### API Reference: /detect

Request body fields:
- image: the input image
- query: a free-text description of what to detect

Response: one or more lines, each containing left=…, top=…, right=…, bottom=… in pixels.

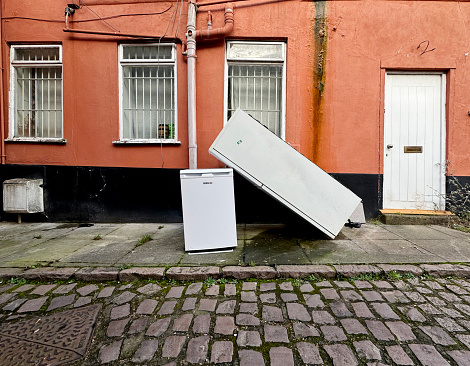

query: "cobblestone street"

left=2, top=272, right=470, bottom=365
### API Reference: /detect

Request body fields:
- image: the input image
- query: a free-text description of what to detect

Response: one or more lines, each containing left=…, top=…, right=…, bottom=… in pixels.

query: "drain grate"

left=0, top=304, right=102, bottom=365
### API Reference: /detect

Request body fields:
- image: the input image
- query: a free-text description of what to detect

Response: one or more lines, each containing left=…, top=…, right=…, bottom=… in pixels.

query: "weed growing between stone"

left=348, top=273, right=382, bottom=282
left=136, top=234, right=153, bottom=247
left=7, top=277, right=27, bottom=285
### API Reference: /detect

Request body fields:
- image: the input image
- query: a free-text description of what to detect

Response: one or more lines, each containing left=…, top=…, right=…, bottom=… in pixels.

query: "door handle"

left=387, top=144, right=393, bottom=149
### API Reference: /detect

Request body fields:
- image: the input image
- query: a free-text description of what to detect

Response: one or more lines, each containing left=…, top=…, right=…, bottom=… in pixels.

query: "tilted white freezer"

left=209, top=109, right=362, bottom=239
left=180, top=168, right=237, bottom=252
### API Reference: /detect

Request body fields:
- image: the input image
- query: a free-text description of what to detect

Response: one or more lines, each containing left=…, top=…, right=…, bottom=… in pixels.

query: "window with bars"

left=10, top=45, right=63, bottom=140
left=119, top=44, right=177, bottom=142
left=226, top=41, right=286, bottom=138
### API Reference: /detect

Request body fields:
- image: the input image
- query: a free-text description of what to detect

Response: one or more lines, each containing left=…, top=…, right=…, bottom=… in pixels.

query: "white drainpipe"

left=186, top=1, right=198, bottom=169
left=185, top=1, right=234, bottom=169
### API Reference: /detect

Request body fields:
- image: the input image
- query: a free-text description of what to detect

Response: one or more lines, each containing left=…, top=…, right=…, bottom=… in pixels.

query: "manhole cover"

left=0, top=304, right=102, bottom=365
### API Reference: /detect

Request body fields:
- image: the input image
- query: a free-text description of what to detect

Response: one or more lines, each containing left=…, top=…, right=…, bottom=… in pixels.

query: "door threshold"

left=380, top=209, right=454, bottom=216
left=379, top=209, right=456, bottom=225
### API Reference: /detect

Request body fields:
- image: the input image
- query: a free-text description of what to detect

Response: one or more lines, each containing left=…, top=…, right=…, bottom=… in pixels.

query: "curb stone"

left=21, top=267, right=78, bottom=280
left=276, top=264, right=335, bottom=279
left=119, top=267, right=165, bottom=282
left=334, top=264, right=383, bottom=278
left=377, top=264, right=424, bottom=276
left=1, top=263, right=470, bottom=282
left=222, top=266, right=276, bottom=279
left=0, top=268, right=24, bottom=280
left=166, top=266, right=220, bottom=281
left=75, top=267, right=120, bottom=281
left=420, top=264, right=470, bottom=277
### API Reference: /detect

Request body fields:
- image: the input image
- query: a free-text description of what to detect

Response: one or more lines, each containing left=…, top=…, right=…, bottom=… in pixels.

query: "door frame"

left=383, top=71, right=447, bottom=210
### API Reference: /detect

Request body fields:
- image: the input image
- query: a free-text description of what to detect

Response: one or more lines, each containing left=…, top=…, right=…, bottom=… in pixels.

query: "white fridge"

left=180, top=168, right=237, bottom=252
left=209, top=109, right=362, bottom=239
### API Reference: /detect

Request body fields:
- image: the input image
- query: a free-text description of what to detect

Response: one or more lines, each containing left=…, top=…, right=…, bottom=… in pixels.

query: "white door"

left=383, top=73, right=446, bottom=210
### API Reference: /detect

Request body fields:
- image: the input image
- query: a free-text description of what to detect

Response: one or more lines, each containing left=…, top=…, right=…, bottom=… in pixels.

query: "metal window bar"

left=15, top=67, right=62, bottom=138
left=122, top=65, right=174, bottom=140
left=120, top=44, right=176, bottom=141
left=163, top=66, right=167, bottom=138
left=227, top=64, right=282, bottom=136
left=149, top=68, right=153, bottom=138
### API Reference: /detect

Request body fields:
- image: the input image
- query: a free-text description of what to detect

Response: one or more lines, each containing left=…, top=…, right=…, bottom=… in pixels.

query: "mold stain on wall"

left=312, top=0, right=327, bottom=164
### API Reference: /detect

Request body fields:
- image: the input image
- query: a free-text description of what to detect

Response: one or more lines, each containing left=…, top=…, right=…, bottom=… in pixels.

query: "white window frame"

left=8, top=44, right=64, bottom=142
left=116, top=43, right=179, bottom=144
left=224, top=41, right=286, bottom=140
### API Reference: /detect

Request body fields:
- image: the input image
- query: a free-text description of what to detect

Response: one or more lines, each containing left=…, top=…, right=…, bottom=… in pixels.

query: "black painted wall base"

left=2, top=164, right=464, bottom=223
left=0, top=165, right=183, bottom=223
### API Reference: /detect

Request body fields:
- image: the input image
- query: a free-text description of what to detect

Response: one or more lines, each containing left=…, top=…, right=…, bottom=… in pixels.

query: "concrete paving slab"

left=117, top=250, right=184, bottom=266
left=0, top=224, right=77, bottom=242
left=381, top=225, right=454, bottom=240
left=411, top=239, right=470, bottom=262
left=239, top=224, right=287, bottom=240
left=244, top=238, right=311, bottom=265
left=116, top=225, right=185, bottom=266
left=59, top=224, right=122, bottom=240
left=341, top=224, right=403, bottom=240
left=0, top=225, right=79, bottom=257
left=428, top=225, right=470, bottom=240
left=354, top=240, right=433, bottom=256
left=360, top=253, right=445, bottom=264
left=242, top=224, right=330, bottom=265
left=60, top=241, right=136, bottom=265
left=0, top=222, right=62, bottom=236
left=101, top=223, right=169, bottom=241
left=1, top=222, right=470, bottom=268
left=301, top=238, right=445, bottom=264
left=1, top=239, right=94, bottom=265
left=179, top=242, right=244, bottom=266
left=0, top=239, right=45, bottom=261
left=300, top=239, right=368, bottom=264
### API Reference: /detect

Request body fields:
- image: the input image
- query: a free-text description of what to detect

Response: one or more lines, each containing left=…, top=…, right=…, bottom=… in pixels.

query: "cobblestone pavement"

left=2, top=275, right=470, bottom=365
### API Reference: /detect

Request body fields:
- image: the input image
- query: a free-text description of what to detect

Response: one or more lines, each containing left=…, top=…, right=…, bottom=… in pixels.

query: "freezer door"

left=209, top=109, right=361, bottom=238
left=180, top=169, right=237, bottom=251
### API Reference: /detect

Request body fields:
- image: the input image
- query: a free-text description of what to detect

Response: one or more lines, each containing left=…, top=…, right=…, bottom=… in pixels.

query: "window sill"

left=5, top=138, right=67, bottom=144
left=113, top=139, right=181, bottom=145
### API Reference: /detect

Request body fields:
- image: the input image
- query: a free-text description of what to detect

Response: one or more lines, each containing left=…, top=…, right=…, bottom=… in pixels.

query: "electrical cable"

left=174, top=0, right=184, bottom=40
left=78, top=0, right=120, bottom=32
left=71, top=0, right=81, bottom=8
left=1, top=7, right=173, bottom=23
left=156, top=0, right=184, bottom=168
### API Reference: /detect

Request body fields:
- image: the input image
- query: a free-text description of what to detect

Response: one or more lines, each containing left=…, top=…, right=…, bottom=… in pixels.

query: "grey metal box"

left=3, top=179, right=44, bottom=213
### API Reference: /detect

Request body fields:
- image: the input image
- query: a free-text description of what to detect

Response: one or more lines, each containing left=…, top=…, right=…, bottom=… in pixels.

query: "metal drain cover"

left=0, top=304, right=102, bottom=365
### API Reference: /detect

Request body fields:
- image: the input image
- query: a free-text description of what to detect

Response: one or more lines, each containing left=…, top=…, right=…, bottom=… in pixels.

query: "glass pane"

left=228, top=43, right=283, bottom=60
left=14, top=66, right=62, bottom=138
left=14, top=47, right=60, bottom=62
left=123, top=45, right=172, bottom=61
left=122, top=65, right=174, bottom=139
left=227, top=64, right=282, bottom=136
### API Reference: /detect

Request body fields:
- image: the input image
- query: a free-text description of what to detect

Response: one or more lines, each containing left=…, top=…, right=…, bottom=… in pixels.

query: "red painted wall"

left=322, top=0, right=470, bottom=177
left=1, top=0, right=316, bottom=169
left=3, top=0, right=469, bottom=179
